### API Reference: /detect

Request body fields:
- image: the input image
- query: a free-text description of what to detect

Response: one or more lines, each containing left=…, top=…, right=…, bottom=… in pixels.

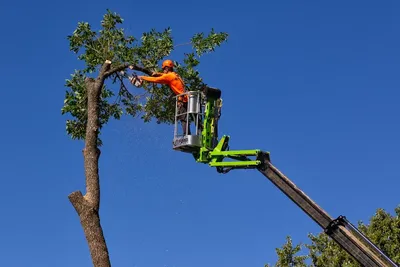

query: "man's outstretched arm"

left=139, top=74, right=170, bottom=84
left=150, top=72, right=164, bottom=77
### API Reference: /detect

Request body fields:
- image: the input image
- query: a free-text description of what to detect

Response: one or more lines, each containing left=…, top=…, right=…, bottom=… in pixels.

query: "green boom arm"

left=178, top=86, right=398, bottom=267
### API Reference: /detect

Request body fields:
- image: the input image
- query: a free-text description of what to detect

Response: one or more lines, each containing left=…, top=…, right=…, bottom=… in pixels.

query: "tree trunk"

left=69, top=69, right=111, bottom=267
left=67, top=61, right=150, bottom=266
left=69, top=191, right=110, bottom=267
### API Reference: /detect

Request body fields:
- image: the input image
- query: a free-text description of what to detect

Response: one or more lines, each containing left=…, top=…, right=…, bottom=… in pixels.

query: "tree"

left=265, top=236, right=308, bottom=267
left=61, top=9, right=228, bottom=267
left=265, top=206, right=400, bottom=267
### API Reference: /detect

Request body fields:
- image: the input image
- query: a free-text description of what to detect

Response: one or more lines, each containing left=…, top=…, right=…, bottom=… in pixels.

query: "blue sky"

left=0, top=0, right=399, bottom=266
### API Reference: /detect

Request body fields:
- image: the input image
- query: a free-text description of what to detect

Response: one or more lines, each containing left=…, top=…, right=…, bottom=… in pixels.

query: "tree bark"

left=69, top=191, right=110, bottom=267
left=68, top=61, right=152, bottom=267
left=68, top=61, right=112, bottom=267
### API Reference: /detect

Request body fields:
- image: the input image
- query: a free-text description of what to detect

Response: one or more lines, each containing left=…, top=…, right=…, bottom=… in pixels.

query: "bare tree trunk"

left=68, top=61, right=112, bottom=267
left=67, top=61, right=151, bottom=267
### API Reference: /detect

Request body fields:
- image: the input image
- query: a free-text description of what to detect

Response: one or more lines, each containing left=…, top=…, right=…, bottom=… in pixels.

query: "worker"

left=130, top=59, right=192, bottom=135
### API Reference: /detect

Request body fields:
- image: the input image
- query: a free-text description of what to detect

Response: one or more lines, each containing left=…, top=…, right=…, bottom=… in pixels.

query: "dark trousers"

left=177, top=102, right=190, bottom=135
left=177, top=102, right=204, bottom=135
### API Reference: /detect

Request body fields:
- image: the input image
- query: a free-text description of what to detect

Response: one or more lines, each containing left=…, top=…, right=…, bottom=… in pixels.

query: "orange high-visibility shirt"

left=139, top=72, right=187, bottom=102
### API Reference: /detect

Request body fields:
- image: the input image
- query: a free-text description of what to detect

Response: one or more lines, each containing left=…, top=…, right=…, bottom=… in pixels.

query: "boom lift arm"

left=258, top=155, right=398, bottom=267
left=171, top=87, right=398, bottom=267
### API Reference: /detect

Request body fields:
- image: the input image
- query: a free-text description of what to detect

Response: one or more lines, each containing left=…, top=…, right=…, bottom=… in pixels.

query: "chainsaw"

left=120, top=70, right=143, bottom=87
left=128, top=72, right=143, bottom=87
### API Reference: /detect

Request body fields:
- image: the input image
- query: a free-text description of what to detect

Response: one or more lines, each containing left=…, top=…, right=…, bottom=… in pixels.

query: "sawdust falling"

left=105, top=119, right=181, bottom=202
left=111, top=119, right=174, bottom=172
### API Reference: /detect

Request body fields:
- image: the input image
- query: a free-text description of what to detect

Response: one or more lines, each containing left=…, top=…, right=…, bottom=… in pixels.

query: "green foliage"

left=62, top=70, right=87, bottom=140
left=265, top=236, right=308, bottom=267
left=134, top=28, right=174, bottom=70
left=67, top=10, right=136, bottom=73
left=62, top=9, right=228, bottom=144
left=305, top=232, right=355, bottom=267
left=357, top=207, right=400, bottom=264
left=191, top=28, right=229, bottom=57
left=266, top=206, right=400, bottom=267
left=61, top=70, right=123, bottom=145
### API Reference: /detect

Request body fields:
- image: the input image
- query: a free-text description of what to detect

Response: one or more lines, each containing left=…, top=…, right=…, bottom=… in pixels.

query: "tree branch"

left=69, top=191, right=86, bottom=214
left=115, top=73, right=135, bottom=99
left=174, top=41, right=191, bottom=47
left=99, top=60, right=112, bottom=77
left=103, top=62, right=153, bottom=78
